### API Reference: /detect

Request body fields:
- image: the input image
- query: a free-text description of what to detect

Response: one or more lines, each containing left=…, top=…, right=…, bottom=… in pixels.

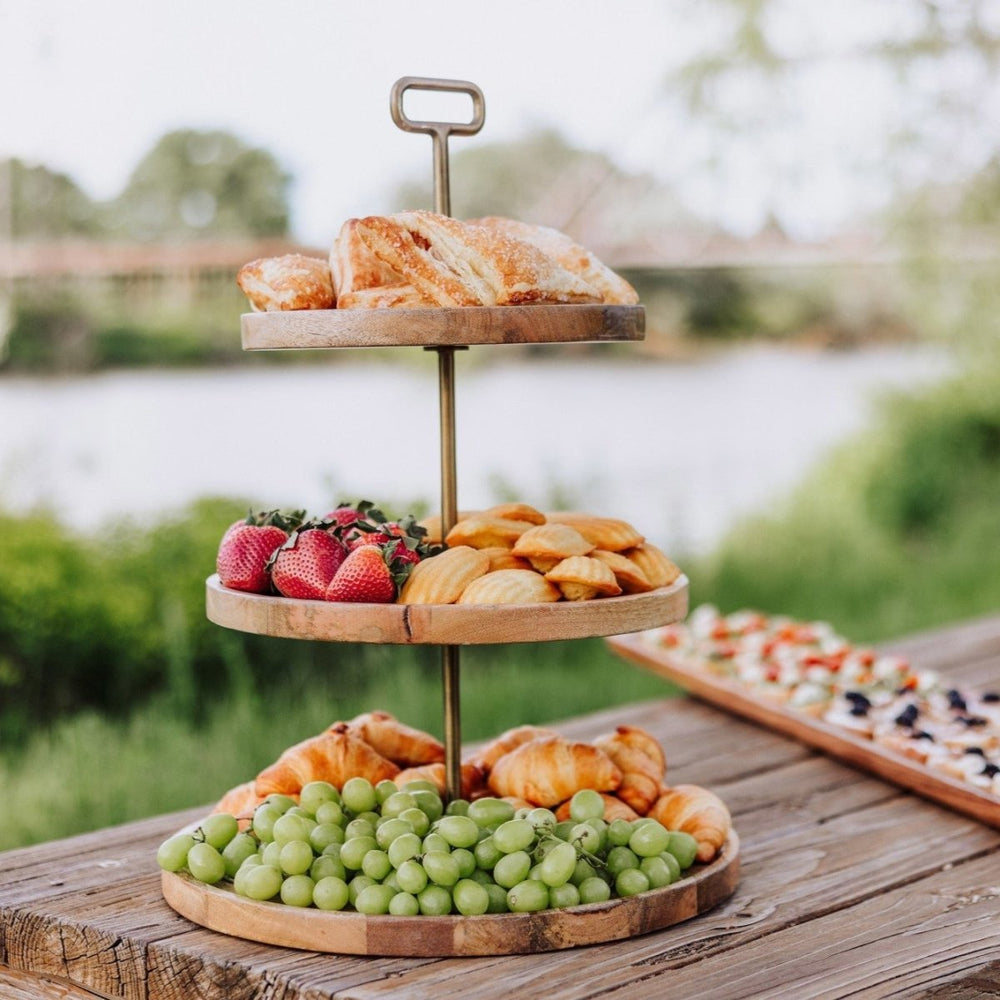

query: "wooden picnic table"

left=2, top=612, right=1000, bottom=999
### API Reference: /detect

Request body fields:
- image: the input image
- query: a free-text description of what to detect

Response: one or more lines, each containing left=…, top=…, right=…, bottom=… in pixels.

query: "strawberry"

left=216, top=509, right=304, bottom=594
left=269, top=526, right=348, bottom=600
left=325, top=543, right=411, bottom=604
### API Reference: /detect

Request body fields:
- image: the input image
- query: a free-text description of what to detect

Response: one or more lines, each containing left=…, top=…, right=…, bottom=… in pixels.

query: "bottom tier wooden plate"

left=161, top=832, right=738, bottom=956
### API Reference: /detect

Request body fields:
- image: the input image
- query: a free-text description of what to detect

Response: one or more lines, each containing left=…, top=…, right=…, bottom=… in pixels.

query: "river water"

left=0, top=345, right=952, bottom=555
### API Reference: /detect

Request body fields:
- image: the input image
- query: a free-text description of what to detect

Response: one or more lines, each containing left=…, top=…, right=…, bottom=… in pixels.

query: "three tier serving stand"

left=164, top=78, right=738, bottom=956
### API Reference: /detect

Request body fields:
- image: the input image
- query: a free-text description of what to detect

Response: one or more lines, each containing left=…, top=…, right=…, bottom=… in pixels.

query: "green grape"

left=578, top=876, right=612, bottom=904
left=375, top=779, right=399, bottom=804
left=309, top=822, right=345, bottom=853
left=569, top=856, right=598, bottom=886
left=272, top=813, right=315, bottom=847
left=221, top=832, right=259, bottom=878
left=310, top=854, right=346, bottom=882
left=156, top=833, right=195, bottom=873
left=444, top=798, right=470, bottom=816
left=606, top=818, right=634, bottom=847
left=568, top=789, right=606, bottom=822
left=279, top=840, right=314, bottom=876
left=417, top=884, right=453, bottom=915
left=199, top=813, right=239, bottom=851
left=395, top=859, right=429, bottom=894
left=492, top=818, right=535, bottom=854
left=398, top=807, right=431, bottom=837
left=484, top=882, right=510, bottom=913
left=362, top=849, right=392, bottom=881
left=493, top=850, right=532, bottom=889
left=537, top=841, right=578, bottom=888
left=659, top=850, right=681, bottom=882
left=436, top=815, right=479, bottom=849
left=453, top=878, right=490, bottom=915
left=339, top=835, right=378, bottom=871
left=410, top=790, right=444, bottom=823
left=507, top=879, right=549, bottom=913
left=376, top=817, right=414, bottom=849
left=422, top=832, right=450, bottom=854
left=422, top=850, right=460, bottom=887
left=341, top=777, right=378, bottom=815
left=241, top=864, right=283, bottom=901
left=383, top=871, right=401, bottom=892
left=467, top=797, right=516, bottom=829
left=525, top=808, right=557, bottom=836
left=321, top=842, right=343, bottom=860
left=344, top=817, right=376, bottom=841
left=355, top=883, right=397, bottom=915
left=380, top=791, right=418, bottom=819
left=348, top=875, right=376, bottom=906
left=666, top=831, right=699, bottom=870
left=467, top=867, right=493, bottom=886
left=285, top=806, right=315, bottom=820
left=314, top=800, right=345, bottom=826
left=549, top=882, right=581, bottom=909
left=280, top=874, right=315, bottom=907
left=640, top=855, right=676, bottom=889
left=569, top=822, right=602, bottom=854
left=615, top=868, right=651, bottom=898
left=313, top=875, right=349, bottom=911
left=232, top=862, right=253, bottom=897
left=553, top=820, right=577, bottom=841
left=300, top=780, right=339, bottom=814
left=387, top=832, right=423, bottom=869
left=261, top=840, right=282, bottom=868
left=399, top=779, right=440, bottom=794
left=474, top=836, right=502, bottom=870
left=606, top=845, right=640, bottom=876
left=263, top=793, right=297, bottom=814
left=356, top=810, right=381, bottom=827
left=583, top=817, right=609, bottom=846
left=389, top=891, right=420, bottom=915
left=187, top=842, right=226, bottom=885
left=629, top=821, right=670, bottom=858
left=251, top=803, right=283, bottom=843
left=451, top=848, right=476, bottom=878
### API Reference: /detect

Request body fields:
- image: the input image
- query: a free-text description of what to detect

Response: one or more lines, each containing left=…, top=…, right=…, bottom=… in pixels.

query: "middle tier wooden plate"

left=206, top=573, right=688, bottom=645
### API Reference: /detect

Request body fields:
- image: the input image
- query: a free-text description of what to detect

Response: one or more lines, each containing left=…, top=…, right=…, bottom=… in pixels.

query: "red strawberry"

left=269, top=527, right=348, bottom=600
left=325, top=544, right=402, bottom=603
left=216, top=510, right=303, bottom=594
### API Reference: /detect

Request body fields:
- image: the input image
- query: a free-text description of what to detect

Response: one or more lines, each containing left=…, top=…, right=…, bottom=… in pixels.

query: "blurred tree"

left=0, top=158, right=103, bottom=239
left=108, top=129, right=290, bottom=240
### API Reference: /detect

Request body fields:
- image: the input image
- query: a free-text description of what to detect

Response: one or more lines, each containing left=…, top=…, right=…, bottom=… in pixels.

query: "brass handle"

left=390, top=76, right=486, bottom=217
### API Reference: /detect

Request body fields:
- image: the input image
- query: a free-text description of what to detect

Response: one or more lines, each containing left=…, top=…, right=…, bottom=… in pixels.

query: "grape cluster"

left=157, top=779, right=701, bottom=915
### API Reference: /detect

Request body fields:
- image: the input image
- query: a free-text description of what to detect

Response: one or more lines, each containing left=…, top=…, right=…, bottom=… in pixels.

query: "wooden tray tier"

left=206, top=574, right=688, bottom=646
left=608, top=632, right=1000, bottom=829
left=241, top=303, right=644, bottom=351
left=161, top=831, right=737, bottom=957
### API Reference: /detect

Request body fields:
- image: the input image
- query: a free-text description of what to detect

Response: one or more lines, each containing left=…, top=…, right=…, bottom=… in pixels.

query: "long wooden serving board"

left=608, top=632, right=1000, bottom=829
left=161, top=832, right=738, bottom=957
left=206, top=573, right=688, bottom=645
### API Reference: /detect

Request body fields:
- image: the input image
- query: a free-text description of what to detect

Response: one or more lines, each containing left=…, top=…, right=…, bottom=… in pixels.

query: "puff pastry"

left=236, top=254, right=335, bottom=311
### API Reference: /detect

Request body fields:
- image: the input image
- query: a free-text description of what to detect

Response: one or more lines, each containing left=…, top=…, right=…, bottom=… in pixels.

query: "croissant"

left=394, top=761, right=488, bottom=801
left=648, top=784, right=732, bottom=863
left=592, top=727, right=666, bottom=816
left=255, top=728, right=399, bottom=797
left=345, top=711, right=445, bottom=767
left=487, top=736, right=622, bottom=807
left=555, top=792, right=639, bottom=823
left=467, top=724, right=559, bottom=773
left=212, top=780, right=264, bottom=828
left=595, top=724, right=667, bottom=776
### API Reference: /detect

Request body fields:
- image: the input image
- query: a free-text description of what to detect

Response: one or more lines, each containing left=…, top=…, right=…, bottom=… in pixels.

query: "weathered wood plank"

left=880, top=613, right=1000, bottom=676
left=0, top=964, right=113, bottom=1000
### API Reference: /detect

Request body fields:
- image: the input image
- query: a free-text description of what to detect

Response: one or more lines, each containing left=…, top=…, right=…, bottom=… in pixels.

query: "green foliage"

left=2, top=158, right=103, bottom=238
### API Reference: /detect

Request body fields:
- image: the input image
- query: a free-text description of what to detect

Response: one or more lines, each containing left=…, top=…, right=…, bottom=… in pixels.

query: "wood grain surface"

left=206, top=573, right=689, bottom=645
left=241, top=304, right=645, bottom=351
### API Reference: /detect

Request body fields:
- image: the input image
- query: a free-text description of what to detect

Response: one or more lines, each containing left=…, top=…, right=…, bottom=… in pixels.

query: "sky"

left=3, top=1, right=999, bottom=249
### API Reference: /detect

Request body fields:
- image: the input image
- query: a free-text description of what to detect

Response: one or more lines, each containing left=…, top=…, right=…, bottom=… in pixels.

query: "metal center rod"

left=436, top=345, right=462, bottom=800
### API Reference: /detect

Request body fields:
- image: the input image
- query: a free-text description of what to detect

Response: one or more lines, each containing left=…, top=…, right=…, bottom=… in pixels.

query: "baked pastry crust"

left=237, top=254, right=335, bottom=311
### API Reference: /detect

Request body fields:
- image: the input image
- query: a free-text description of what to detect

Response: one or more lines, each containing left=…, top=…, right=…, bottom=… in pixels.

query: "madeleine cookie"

left=545, top=512, right=644, bottom=552
left=511, top=523, right=594, bottom=573
left=457, top=569, right=562, bottom=605
left=544, top=555, right=622, bottom=601
left=590, top=549, right=653, bottom=594
left=623, top=543, right=682, bottom=588
left=479, top=502, right=547, bottom=525
left=445, top=516, right=537, bottom=550
left=397, top=546, right=490, bottom=605
left=479, top=547, right=534, bottom=572
left=237, top=254, right=335, bottom=311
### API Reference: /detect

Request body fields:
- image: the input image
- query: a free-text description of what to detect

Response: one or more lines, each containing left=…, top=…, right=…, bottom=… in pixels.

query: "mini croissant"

left=487, top=735, right=622, bottom=807
left=394, top=761, right=488, bottom=801
left=648, top=784, right=731, bottom=863
left=345, top=711, right=445, bottom=767
left=592, top=726, right=667, bottom=815
left=212, top=780, right=264, bottom=827
left=468, top=724, right=559, bottom=773
left=255, top=728, right=399, bottom=797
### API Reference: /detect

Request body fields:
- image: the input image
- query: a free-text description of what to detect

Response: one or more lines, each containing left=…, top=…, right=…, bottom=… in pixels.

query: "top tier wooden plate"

left=206, top=573, right=688, bottom=646
left=241, top=304, right=644, bottom=351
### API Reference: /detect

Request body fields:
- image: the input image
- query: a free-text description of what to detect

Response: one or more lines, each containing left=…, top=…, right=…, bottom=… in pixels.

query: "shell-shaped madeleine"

left=510, top=523, right=594, bottom=573
left=544, top=555, right=622, bottom=601
left=623, top=543, right=682, bottom=588
left=397, top=545, right=490, bottom=604
left=479, top=502, right=547, bottom=525
left=417, top=511, right=479, bottom=545
left=544, top=512, right=644, bottom=552
left=445, top=516, right=536, bottom=550
left=479, top=546, right=534, bottom=572
left=457, top=568, right=562, bottom=605
left=590, top=548, right=653, bottom=593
